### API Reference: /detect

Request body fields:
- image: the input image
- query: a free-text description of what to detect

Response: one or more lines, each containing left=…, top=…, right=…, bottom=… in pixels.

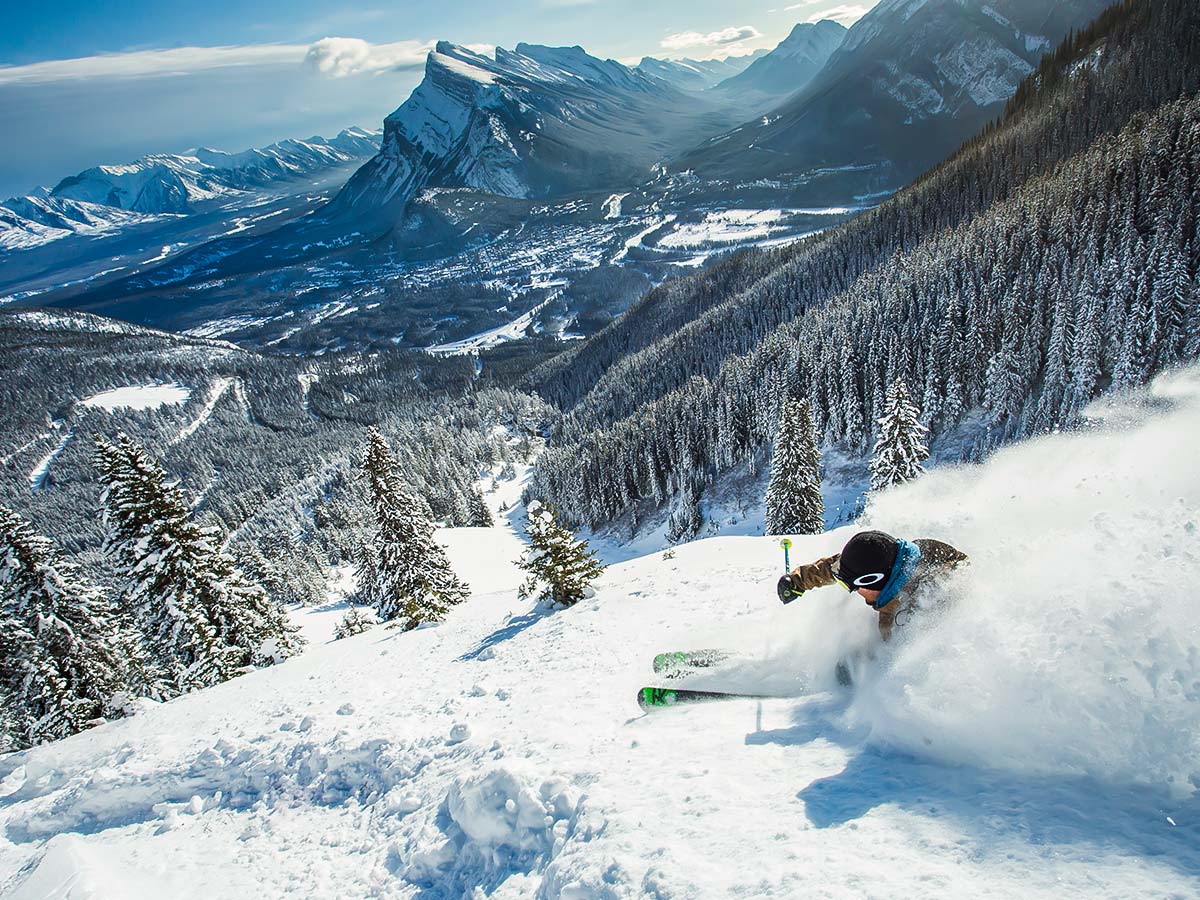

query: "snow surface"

left=426, top=290, right=562, bottom=355
left=658, top=209, right=790, bottom=249
left=80, top=383, right=191, bottom=412
left=935, top=38, right=1034, bottom=108
left=27, top=429, right=73, bottom=492
left=3, top=368, right=1200, bottom=898
left=611, top=214, right=676, bottom=263
left=602, top=193, right=628, bottom=220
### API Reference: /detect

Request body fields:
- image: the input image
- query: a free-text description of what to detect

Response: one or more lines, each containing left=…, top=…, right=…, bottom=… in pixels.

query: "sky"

left=0, top=0, right=878, bottom=198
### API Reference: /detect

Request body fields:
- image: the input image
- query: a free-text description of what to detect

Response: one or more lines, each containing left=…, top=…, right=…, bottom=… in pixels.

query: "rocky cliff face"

left=331, top=43, right=742, bottom=218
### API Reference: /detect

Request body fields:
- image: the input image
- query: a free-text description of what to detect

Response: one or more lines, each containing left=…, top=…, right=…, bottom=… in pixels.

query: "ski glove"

left=777, top=575, right=805, bottom=605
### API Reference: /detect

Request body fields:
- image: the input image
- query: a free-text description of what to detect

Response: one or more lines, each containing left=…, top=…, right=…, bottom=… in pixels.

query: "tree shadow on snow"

left=459, top=604, right=554, bottom=662
left=797, top=746, right=1200, bottom=880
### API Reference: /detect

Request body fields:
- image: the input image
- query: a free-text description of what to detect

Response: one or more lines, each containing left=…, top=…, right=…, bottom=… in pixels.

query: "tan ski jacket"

left=791, top=538, right=968, bottom=640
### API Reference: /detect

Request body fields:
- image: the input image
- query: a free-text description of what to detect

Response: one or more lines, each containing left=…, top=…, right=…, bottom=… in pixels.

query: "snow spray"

left=846, top=365, right=1200, bottom=797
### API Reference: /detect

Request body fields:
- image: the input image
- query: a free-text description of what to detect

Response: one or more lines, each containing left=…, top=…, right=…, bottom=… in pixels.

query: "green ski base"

left=637, top=686, right=771, bottom=710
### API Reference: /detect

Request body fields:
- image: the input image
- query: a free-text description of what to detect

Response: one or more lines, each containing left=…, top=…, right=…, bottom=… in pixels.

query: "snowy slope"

left=2, top=368, right=1199, bottom=898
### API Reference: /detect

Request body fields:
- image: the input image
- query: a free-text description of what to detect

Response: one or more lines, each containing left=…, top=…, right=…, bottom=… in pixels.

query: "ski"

left=652, top=649, right=731, bottom=679
left=637, top=686, right=772, bottom=710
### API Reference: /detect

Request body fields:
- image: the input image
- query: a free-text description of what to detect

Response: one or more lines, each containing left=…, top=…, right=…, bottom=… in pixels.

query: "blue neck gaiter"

left=873, top=539, right=922, bottom=610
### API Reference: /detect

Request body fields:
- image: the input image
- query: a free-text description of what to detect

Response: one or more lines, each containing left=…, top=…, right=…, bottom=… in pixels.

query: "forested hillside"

left=527, top=0, right=1200, bottom=531
left=0, top=310, right=551, bottom=602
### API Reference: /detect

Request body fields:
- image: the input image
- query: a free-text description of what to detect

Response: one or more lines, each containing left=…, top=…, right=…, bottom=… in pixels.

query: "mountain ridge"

left=675, top=0, right=1112, bottom=190
left=711, top=19, right=847, bottom=110
left=0, top=128, right=381, bottom=252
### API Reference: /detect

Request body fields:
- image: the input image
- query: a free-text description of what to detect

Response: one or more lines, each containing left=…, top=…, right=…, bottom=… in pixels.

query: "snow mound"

left=401, top=766, right=582, bottom=896
left=847, top=366, right=1200, bottom=796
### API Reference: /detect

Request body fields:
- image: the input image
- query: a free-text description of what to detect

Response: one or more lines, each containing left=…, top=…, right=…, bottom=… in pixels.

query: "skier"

left=776, top=530, right=967, bottom=642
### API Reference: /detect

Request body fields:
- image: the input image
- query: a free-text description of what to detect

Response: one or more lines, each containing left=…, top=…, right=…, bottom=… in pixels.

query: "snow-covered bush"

left=333, top=605, right=377, bottom=640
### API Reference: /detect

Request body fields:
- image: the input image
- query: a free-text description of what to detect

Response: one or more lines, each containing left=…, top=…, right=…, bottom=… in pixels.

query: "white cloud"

left=661, top=25, right=763, bottom=52
left=785, top=2, right=874, bottom=25
left=0, top=44, right=306, bottom=85
left=0, top=37, right=454, bottom=86
left=303, top=37, right=438, bottom=77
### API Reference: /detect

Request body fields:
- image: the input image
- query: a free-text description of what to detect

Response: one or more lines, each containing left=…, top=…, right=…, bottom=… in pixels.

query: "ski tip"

left=638, top=686, right=677, bottom=709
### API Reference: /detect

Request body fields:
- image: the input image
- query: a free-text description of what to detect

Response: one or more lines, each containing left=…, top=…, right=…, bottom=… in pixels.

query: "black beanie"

left=837, top=531, right=899, bottom=590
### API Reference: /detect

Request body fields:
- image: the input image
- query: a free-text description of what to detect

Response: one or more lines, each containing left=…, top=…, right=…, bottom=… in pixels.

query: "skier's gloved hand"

left=777, top=575, right=805, bottom=605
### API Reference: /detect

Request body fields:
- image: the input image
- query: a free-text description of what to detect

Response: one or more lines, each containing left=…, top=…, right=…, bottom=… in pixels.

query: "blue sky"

left=0, top=0, right=878, bottom=197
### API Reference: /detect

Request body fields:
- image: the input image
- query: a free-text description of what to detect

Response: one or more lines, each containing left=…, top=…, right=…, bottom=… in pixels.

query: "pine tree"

left=0, top=505, right=126, bottom=749
left=870, top=381, right=930, bottom=492
left=517, top=502, right=605, bottom=607
left=765, top=398, right=825, bottom=535
left=353, top=540, right=381, bottom=609
left=361, top=429, right=469, bottom=628
left=95, top=434, right=304, bottom=695
left=665, top=480, right=704, bottom=544
left=466, top=487, right=494, bottom=527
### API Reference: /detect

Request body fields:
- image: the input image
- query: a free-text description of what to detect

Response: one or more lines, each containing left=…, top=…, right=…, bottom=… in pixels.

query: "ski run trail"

left=4, top=368, right=1200, bottom=899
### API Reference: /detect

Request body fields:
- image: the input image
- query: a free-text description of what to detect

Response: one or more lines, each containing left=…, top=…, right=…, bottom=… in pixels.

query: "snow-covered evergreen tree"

left=333, top=604, right=377, bottom=640
left=95, top=435, right=303, bottom=695
left=361, top=429, right=469, bottom=629
left=870, top=381, right=930, bottom=492
left=765, top=399, right=824, bottom=535
left=467, top=488, right=494, bottom=527
left=353, top=540, right=381, bottom=609
left=517, top=502, right=605, bottom=607
left=665, top=481, right=704, bottom=544
left=0, top=504, right=126, bottom=749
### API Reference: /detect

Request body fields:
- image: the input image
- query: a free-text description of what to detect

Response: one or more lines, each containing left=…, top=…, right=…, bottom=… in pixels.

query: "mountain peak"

left=712, top=17, right=846, bottom=107
left=335, top=38, right=742, bottom=214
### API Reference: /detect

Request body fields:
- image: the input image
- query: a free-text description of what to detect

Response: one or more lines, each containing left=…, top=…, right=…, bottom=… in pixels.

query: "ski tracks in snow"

left=171, top=376, right=235, bottom=445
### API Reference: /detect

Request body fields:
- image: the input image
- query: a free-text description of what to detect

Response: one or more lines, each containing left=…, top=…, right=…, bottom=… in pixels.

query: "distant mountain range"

left=635, top=52, right=765, bottom=92
left=5, top=1, right=1116, bottom=352
left=0, top=128, right=381, bottom=251
left=676, top=0, right=1112, bottom=190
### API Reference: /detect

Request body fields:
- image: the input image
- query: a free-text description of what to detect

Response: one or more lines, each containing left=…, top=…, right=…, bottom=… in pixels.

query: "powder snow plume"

left=846, top=365, right=1200, bottom=796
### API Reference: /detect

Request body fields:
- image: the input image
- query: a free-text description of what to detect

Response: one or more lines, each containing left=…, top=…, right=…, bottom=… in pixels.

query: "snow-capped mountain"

left=677, top=0, right=1111, bottom=190
left=0, top=195, right=153, bottom=252
left=712, top=19, right=846, bottom=109
left=635, top=52, right=765, bottom=92
left=0, top=128, right=381, bottom=251
left=52, top=127, right=382, bottom=214
left=330, top=43, right=743, bottom=217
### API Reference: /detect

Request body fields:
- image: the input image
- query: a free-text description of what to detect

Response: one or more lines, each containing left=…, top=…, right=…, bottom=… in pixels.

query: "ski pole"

left=780, top=538, right=792, bottom=573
